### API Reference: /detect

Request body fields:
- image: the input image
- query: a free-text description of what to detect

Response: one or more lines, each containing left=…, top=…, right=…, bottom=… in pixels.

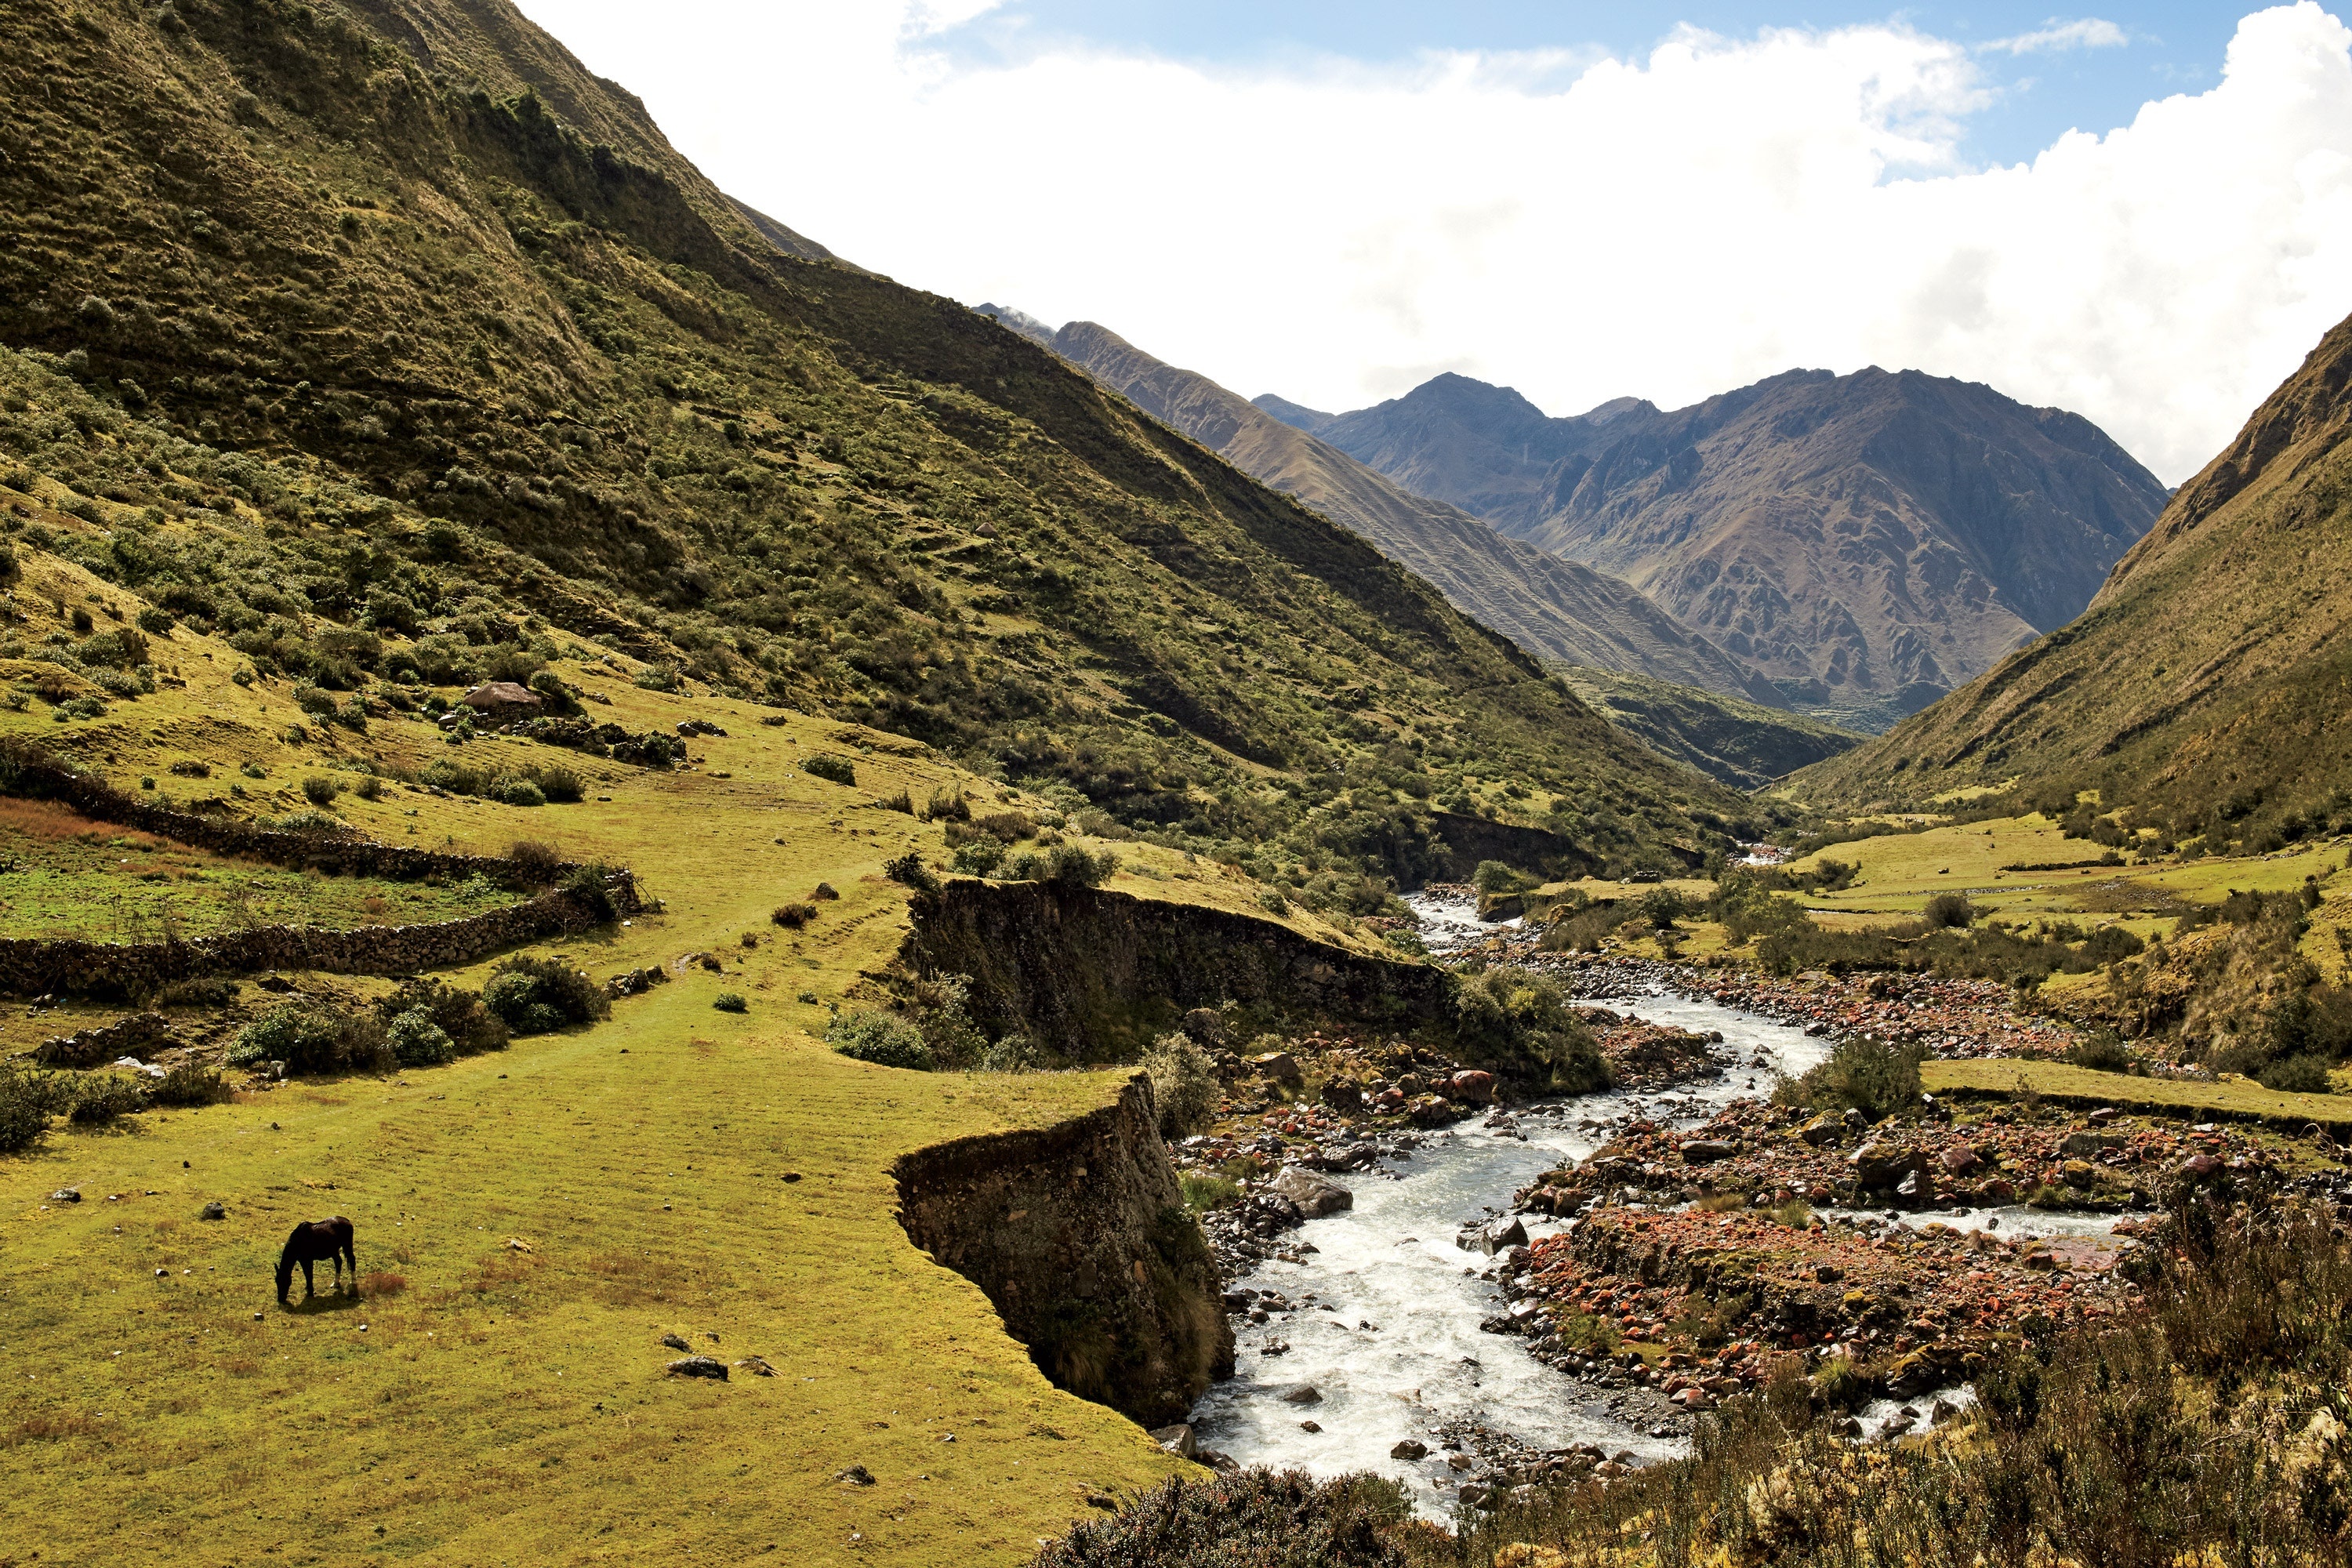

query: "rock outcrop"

left=904, top=879, right=1454, bottom=1058
left=895, top=1076, right=1232, bottom=1429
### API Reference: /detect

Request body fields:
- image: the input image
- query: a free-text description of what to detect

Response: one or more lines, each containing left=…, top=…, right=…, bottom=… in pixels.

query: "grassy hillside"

left=1552, top=664, right=1858, bottom=791
left=0, top=0, right=1757, bottom=893
left=1795, top=308, right=2352, bottom=856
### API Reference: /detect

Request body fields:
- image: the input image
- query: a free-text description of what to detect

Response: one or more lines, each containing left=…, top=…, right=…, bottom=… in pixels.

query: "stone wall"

left=903, top=878, right=1454, bottom=1058
left=893, top=1076, right=1232, bottom=1429
left=0, top=875, right=639, bottom=1001
left=0, top=739, right=580, bottom=886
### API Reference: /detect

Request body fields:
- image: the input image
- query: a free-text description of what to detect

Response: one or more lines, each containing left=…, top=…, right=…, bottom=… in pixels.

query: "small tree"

left=1140, top=1032, right=1218, bottom=1138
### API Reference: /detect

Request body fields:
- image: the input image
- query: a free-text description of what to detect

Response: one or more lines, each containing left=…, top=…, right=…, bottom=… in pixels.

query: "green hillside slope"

left=1793, top=308, right=2352, bottom=855
left=0, top=0, right=1756, bottom=879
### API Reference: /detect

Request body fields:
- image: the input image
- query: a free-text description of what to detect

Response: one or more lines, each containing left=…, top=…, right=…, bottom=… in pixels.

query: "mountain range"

left=1272, top=368, right=2170, bottom=728
left=1795, top=306, right=2352, bottom=855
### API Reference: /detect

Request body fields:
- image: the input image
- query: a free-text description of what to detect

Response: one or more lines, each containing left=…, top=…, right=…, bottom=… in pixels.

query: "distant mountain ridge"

left=1301, top=368, right=2169, bottom=728
left=1011, top=315, right=1788, bottom=710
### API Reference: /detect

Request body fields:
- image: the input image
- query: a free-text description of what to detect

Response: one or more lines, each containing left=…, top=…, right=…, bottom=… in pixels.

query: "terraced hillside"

left=1796, top=307, right=2352, bottom=857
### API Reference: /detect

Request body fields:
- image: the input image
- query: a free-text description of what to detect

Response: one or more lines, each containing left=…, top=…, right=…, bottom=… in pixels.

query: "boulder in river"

left=1447, top=1070, right=1495, bottom=1105
left=1391, top=1439, right=1428, bottom=1460
left=1280, top=1385, right=1323, bottom=1404
left=1149, top=1423, right=1199, bottom=1459
left=1457, top=1215, right=1528, bottom=1254
left=1270, top=1166, right=1353, bottom=1218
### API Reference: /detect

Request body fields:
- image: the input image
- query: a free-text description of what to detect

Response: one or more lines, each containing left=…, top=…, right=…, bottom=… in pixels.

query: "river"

left=1188, top=893, right=2118, bottom=1509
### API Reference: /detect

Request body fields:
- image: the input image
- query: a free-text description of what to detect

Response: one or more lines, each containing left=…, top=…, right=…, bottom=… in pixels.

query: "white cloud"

left=1984, top=18, right=2131, bottom=55
left=519, top=2, right=2352, bottom=482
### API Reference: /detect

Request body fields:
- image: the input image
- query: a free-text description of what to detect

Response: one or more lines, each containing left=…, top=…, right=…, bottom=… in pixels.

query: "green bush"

left=1141, top=1031, right=1218, bottom=1138
left=771, top=902, right=817, bottom=928
left=150, top=1062, right=227, bottom=1106
left=299, top=775, right=341, bottom=806
left=1778, top=1033, right=1925, bottom=1122
left=979, top=1033, right=1037, bottom=1073
left=713, top=993, right=747, bottom=1013
left=1451, top=967, right=1609, bottom=1091
left=826, top=1010, right=934, bottom=1070
left=387, top=1009, right=456, bottom=1067
left=1045, top=844, right=1116, bottom=887
left=1922, top=891, right=1977, bottom=930
left=376, top=978, right=508, bottom=1057
left=482, top=956, right=609, bottom=1036
left=803, top=753, right=856, bottom=786
left=1472, top=859, right=1534, bottom=895
left=0, top=1065, right=67, bottom=1152
left=491, top=775, right=546, bottom=808
left=950, top=837, right=1004, bottom=877
left=535, top=764, right=584, bottom=804
left=924, top=789, right=970, bottom=822
left=883, top=851, right=939, bottom=894
left=880, top=789, right=913, bottom=814
left=1033, top=1470, right=1410, bottom=1568
left=1180, top=1173, right=1240, bottom=1212
left=68, top=1074, right=147, bottom=1124
left=2257, top=1052, right=2332, bottom=1094
left=1638, top=887, right=1687, bottom=927
left=228, top=1003, right=390, bottom=1075
left=2064, top=1031, right=2136, bottom=1073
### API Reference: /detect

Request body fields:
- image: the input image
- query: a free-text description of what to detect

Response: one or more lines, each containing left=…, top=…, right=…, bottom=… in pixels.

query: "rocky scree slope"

left=1795, top=308, right=2352, bottom=856
left=0, top=0, right=1755, bottom=877
left=1297, top=368, right=2166, bottom=728
left=1037, top=318, right=1783, bottom=708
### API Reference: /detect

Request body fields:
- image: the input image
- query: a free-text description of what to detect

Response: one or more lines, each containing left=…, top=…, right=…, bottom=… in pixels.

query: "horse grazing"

left=276, top=1217, right=356, bottom=1304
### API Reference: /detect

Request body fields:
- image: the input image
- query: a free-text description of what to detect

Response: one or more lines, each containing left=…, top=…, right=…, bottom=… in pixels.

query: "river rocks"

left=1279, top=1385, right=1323, bottom=1405
left=1270, top=1167, right=1352, bottom=1218
left=1448, top=1070, right=1495, bottom=1105
left=1391, top=1439, right=1428, bottom=1460
left=1458, top=1216, right=1528, bottom=1254
left=1248, top=1051, right=1303, bottom=1087
left=1148, top=1423, right=1198, bottom=1459
left=664, top=1356, right=728, bottom=1379
left=1851, top=1142, right=1918, bottom=1190
left=1939, top=1146, right=1980, bottom=1177
left=1681, top=1139, right=1736, bottom=1163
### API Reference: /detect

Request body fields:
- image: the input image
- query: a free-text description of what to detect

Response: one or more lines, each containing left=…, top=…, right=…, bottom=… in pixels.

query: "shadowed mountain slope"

left=1555, top=666, right=1860, bottom=792
left=1313, top=369, right=2168, bottom=728
left=1040, top=321, right=1784, bottom=709
left=1794, top=309, right=2352, bottom=856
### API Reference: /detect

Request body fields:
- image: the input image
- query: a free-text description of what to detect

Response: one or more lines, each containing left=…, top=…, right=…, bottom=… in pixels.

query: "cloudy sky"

left=517, top=2, right=2352, bottom=482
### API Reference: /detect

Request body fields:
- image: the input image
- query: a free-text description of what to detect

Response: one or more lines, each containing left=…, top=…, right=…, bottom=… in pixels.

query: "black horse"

left=276, top=1216, right=356, bottom=1304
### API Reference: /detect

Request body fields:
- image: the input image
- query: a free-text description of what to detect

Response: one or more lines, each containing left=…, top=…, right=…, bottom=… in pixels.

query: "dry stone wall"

left=894, top=1076, right=1232, bottom=1429
left=0, top=878, right=639, bottom=1001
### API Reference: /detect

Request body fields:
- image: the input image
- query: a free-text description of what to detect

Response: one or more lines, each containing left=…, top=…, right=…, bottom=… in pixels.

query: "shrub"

left=69, top=1074, right=147, bottom=1124
left=136, top=606, right=176, bottom=635
left=0, top=1065, right=67, bottom=1152
left=376, top=978, right=508, bottom=1057
left=535, top=764, right=584, bottom=804
left=2258, top=1052, right=2332, bottom=1094
left=1045, top=844, right=1116, bottom=887
left=352, top=774, right=383, bottom=801
left=883, top=851, right=939, bottom=893
left=1033, top=1470, right=1410, bottom=1568
left=951, top=837, right=1005, bottom=877
left=387, top=1010, right=456, bottom=1068
left=1778, top=1033, right=1925, bottom=1122
left=260, top=808, right=345, bottom=833
left=491, top=775, right=546, bottom=808
left=880, top=790, right=913, bottom=814
left=1472, top=860, right=1534, bottom=895
left=803, top=753, right=857, bottom=786
left=1181, top=1173, right=1240, bottom=1212
left=924, top=789, right=970, bottom=822
left=1141, top=1031, right=1219, bottom=1137
left=1257, top=888, right=1290, bottom=914
left=975, top=811, right=1034, bottom=843
left=1922, top=891, right=1977, bottom=931
left=980, top=1033, right=1037, bottom=1073
left=508, top=839, right=563, bottom=879
left=771, top=902, right=816, bottom=928
left=166, top=758, right=210, bottom=779
left=2064, top=1031, right=2136, bottom=1073
left=228, top=1003, right=390, bottom=1075
left=559, top=863, right=619, bottom=920
left=292, top=684, right=338, bottom=716
left=826, top=1010, right=934, bottom=1070
left=482, top=956, right=610, bottom=1036
left=1638, top=887, right=1687, bottom=927
left=1452, top=967, right=1609, bottom=1091
left=153, top=976, right=237, bottom=1009
left=299, top=775, right=341, bottom=807
left=150, top=1062, right=227, bottom=1106
left=713, top=993, right=748, bottom=1013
